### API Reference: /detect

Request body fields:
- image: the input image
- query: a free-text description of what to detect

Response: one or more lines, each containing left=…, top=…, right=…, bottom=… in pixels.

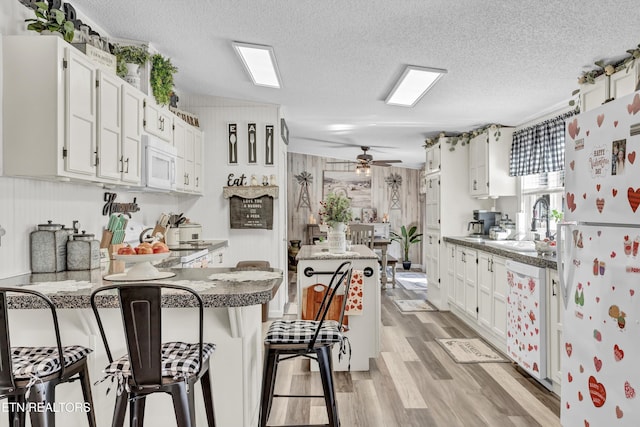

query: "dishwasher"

left=505, top=259, right=550, bottom=388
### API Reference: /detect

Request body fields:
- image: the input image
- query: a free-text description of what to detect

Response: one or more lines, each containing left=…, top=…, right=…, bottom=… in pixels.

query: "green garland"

left=150, top=53, right=178, bottom=105
left=423, top=124, right=502, bottom=152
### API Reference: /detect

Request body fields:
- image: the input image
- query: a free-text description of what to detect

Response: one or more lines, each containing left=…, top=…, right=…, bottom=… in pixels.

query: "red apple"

left=117, top=245, right=135, bottom=255
left=152, top=242, right=169, bottom=253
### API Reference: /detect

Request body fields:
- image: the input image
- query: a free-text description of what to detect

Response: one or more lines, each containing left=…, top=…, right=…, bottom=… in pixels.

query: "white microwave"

left=142, top=135, right=177, bottom=191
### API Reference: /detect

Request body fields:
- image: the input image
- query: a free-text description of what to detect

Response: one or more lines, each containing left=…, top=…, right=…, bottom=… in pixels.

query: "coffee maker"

left=468, top=210, right=501, bottom=236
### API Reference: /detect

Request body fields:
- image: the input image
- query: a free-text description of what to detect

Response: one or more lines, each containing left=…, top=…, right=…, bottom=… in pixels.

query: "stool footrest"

left=273, top=393, right=325, bottom=398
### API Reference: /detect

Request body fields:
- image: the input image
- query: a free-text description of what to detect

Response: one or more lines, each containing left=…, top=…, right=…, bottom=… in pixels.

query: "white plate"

left=104, top=271, right=176, bottom=282
left=112, top=252, right=170, bottom=262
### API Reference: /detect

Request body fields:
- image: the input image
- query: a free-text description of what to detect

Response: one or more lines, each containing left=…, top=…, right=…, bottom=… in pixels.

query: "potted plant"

left=25, top=1, right=75, bottom=43
left=150, top=53, right=178, bottom=106
left=390, top=225, right=423, bottom=270
left=113, top=44, right=150, bottom=80
left=319, top=192, right=352, bottom=253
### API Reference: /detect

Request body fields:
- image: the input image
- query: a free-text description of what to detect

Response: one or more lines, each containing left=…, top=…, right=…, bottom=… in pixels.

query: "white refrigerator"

left=559, top=90, right=640, bottom=426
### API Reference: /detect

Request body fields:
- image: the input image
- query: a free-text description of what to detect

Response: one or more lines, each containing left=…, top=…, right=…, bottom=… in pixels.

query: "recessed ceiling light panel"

left=232, top=41, right=282, bottom=88
left=385, top=65, right=447, bottom=107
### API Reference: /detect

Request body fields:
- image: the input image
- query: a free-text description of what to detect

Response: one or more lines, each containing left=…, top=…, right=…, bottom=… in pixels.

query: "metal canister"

left=66, top=231, right=101, bottom=270
left=30, top=220, right=68, bottom=273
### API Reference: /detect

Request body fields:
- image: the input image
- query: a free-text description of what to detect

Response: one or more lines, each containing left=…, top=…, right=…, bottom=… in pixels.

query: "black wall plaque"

left=229, top=195, right=273, bottom=229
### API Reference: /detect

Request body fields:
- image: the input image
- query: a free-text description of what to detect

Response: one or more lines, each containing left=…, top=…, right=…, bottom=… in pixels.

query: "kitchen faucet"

left=531, top=197, right=551, bottom=240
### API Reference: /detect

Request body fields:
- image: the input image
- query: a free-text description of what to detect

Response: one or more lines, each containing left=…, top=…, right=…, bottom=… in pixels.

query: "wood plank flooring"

left=268, top=272, right=560, bottom=426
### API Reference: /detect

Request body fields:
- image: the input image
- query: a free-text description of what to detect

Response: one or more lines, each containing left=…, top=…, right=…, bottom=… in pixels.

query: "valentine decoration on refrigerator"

left=559, top=90, right=640, bottom=427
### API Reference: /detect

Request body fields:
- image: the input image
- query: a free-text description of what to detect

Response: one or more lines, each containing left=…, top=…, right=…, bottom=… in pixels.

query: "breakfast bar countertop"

left=0, top=267, right=283, bottom=309
left=296, top=244, right=379, bottom=260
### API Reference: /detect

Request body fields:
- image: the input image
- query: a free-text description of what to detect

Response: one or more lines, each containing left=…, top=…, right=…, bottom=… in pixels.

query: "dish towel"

left=345, top=269, right=364, bottom=315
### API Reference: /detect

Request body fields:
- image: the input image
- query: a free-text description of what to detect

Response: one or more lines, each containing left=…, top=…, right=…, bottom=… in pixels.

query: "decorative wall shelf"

left=223, top=186, right=279, bottom=199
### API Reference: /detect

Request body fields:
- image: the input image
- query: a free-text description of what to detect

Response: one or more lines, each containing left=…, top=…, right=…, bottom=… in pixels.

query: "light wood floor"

left=266, top=272, right=561, bottom=427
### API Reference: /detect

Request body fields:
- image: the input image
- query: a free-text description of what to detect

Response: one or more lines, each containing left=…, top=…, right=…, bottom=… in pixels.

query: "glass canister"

left=67, top=231, right=101, bottom=270
left=30, top=220, right=68, bottom=273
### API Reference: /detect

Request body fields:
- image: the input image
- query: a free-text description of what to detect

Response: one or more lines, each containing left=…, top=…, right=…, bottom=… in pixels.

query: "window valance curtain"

left=509, top=111, right=575, bottom=176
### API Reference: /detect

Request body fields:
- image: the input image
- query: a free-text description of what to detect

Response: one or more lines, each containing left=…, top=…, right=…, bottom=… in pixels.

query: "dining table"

left=373, top=236, right=391, bottom=287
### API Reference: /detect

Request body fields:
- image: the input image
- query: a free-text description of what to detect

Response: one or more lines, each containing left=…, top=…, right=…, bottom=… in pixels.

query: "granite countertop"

left=0, top=267, right=282, bottom=309
left=443, top=236, right=558, bottom=270
left=296, top=244, right=379, bottom=260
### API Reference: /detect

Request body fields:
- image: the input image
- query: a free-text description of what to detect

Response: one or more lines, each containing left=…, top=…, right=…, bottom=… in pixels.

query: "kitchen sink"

left=483, top=240, right=537, bottom=252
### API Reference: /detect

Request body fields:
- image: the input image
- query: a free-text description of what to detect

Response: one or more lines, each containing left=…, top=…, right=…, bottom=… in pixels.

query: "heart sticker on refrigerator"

left=614, top=120, right=619, bottom=127
left=613, top=189, right=618, bottom=197
left=588, top=376, right=607, bottom=407
left=597, top=114, right=605, bottom=127
left=627, top=93, right=640, bottom=114
left=596, top=184, right=601, bottom=191
left=629, top=151, right=636, bottom=164
left=624, top=381, right=636, bottom=398
left=594, top=356, right=603, bottom=372
left=616, top=406, right=624, bottom=419
left=614, top=344, right=624, bottom=361
left=627, top=188, right=640, bottom=213
left=611, top=251, right=616, bottom=258
left=566, top=342, right=573, bottom=357
left=596, top=198, right=605, bottom=213
left=567, top=193, right=577, bottom=211
left=570, top=160, right=575, bottom=170
left=568, top=118, right=580, bottom=139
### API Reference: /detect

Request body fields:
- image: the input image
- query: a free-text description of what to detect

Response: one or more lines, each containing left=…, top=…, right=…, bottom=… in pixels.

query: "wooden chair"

left=0, top=287, right=96, bottom=427
left=236, top=261, right=277, bottom=322
left=349, top=224, right=375, bottom=249
left=91, top=283, right=216, bottom=427
left=259, top=261, right=353, bottom=427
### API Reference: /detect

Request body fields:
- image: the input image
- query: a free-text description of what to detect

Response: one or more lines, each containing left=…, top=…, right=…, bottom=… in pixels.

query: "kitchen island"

left=296, top=244, right=380, bottom=371
left=0, top=267, right=282, bottom=427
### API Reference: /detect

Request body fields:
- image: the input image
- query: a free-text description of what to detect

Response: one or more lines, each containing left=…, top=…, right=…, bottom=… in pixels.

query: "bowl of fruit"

left=107, top=242, right=175, bottom=281
left=535, top=239, right=557, bottom=256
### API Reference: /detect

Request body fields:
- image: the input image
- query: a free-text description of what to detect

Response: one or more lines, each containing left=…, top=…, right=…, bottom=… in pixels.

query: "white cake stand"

left=105, top=252, right=176, bottom=281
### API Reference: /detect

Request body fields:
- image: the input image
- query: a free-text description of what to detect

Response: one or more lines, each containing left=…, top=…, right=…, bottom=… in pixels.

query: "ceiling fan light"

left=385, top=65, right=447, bottom=107
left=232, top=42, right=282, bottom=88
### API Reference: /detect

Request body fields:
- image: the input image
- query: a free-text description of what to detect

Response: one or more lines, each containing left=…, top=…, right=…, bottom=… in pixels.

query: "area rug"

left=437, top=338, right=507, bottom=363
left=396, top=272, right=428, bottom=290
left=393, top=299, right=437, bottom=312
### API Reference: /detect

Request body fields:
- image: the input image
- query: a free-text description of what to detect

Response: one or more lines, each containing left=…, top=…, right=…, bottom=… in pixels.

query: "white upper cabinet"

left=3, top=36, right=97, bottom=180
left=610, top=61, right=640, bottom=101
left=468, top=128, right=515, bottom=198
left=425, top=143, right=441, bottom=175
left=173, top=116, right=204, bottom=194
left=579, top=74, right=609, bottom=113
left=144, top=98, right=174, bottom=142
left=3, top=36, right=143, bottom=187
left=580, top=63, right=640, bottom=112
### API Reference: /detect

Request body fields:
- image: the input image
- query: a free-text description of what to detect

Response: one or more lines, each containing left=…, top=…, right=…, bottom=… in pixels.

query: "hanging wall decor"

left=265, top=124, right=274, bottom=165
left=295, top=171, right=313, bottom=211
left=385, top=173, right=402, bottom=210
left=228, top=123, right=238, bottom=164
left=248, top=123, right=257, bottom=164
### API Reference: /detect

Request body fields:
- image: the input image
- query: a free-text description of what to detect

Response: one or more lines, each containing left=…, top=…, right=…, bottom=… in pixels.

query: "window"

left=522, top=170, right=564, bottom=239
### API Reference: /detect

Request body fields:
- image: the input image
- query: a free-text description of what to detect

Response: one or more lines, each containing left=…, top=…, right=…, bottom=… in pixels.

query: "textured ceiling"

left=68, top=0, right=640, bottom=168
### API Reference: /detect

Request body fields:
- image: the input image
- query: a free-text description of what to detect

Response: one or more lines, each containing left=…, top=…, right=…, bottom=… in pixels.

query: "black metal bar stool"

left=91, top=283, right=216, bottom=427
left=0, top=287, right=96, bottom=427
left=259, top=261, right=353, bottom=427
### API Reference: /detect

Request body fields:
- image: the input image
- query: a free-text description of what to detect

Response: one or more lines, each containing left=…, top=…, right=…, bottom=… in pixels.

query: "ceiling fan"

left=327, top=146, right=402, bottom=167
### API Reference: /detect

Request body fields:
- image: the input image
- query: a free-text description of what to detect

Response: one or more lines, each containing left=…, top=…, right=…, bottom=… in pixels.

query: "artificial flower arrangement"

left=319, top=192, right=352, bottom=227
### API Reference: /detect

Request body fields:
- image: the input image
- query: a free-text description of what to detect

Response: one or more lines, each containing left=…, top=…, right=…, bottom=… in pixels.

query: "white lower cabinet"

left=477, top=251, right=507, bottom=339
left=454, top=246, right=478, bottom=317
left=425, top=231, right=440, bottom=291
left=547, top=268, right=563, bottom=394
left=444, top=242, right=456, bottom=305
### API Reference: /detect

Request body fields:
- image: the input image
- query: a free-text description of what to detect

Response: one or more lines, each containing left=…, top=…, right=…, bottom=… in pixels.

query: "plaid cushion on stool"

left=12, top=345, right=92, bottom=379
left=104, top=341, right=216, bottom=378
left=265, top=320, right=344, bottom=345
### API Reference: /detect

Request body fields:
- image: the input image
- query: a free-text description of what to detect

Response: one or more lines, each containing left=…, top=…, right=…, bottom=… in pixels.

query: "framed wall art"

left=322, top=170, right=372, bottom=208
left=265, top=124, right=274, bottom=165
left=228, top=123, right=238, bottom=165
left=280, top=118, right=289, bottom=145
left=248, top=123, right=257, bottom=164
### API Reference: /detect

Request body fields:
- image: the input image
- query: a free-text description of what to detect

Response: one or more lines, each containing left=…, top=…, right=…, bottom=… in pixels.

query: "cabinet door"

left=445, top=243, right=456, bottom=304
left=580, top=75, right=609, bottom=113
left=144, top=99, right=173, bottom=142
left=425, top=232, right=440, bottom=290
left=65, top=47, right=97, bottom=177
left=184, top=126, right=195, bottom=191
left=121, top=84, right=144, bottom=184
left=193, top=129, right=203, bottom=193
left=610, top=62, right=640, bottom=101
left=491, top=256, right=507, bottom=339
left=96, top=71, right=122, bottom=181
left=547, top=268, right=563, bottom=388
left=477, top=251, right=492, bottom=329
left=426, top=177, right=440, bottom=229
left=425, top=144, right=440, bottom=174
left=173, top=120, right=186, bottom=191
left=454, top=246, right=466, bottom=309
left=469, top=133, right=488, bottom=196
left=463, top=248, right=478, bottom=318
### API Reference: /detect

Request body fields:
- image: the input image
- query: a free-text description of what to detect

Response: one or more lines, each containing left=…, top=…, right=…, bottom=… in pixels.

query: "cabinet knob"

left=125, top=158, right=130, bottom=173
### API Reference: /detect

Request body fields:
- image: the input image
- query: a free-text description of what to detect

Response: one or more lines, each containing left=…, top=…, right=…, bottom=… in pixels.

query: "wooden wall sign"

left=228, top=123, right=238, bottom=164
left=248, top=123, right=257, bottom=164
left=229, top=195, right=273, bottom=229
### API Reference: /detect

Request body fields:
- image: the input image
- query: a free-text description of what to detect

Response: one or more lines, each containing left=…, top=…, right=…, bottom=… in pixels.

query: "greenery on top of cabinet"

left=150, top=54, right=178, bottom=106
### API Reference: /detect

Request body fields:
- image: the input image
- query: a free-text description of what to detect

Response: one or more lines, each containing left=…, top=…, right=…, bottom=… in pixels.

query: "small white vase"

left=328, top=222, right=347, bottom=254
left=124, top=63, right=141, bottom=89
